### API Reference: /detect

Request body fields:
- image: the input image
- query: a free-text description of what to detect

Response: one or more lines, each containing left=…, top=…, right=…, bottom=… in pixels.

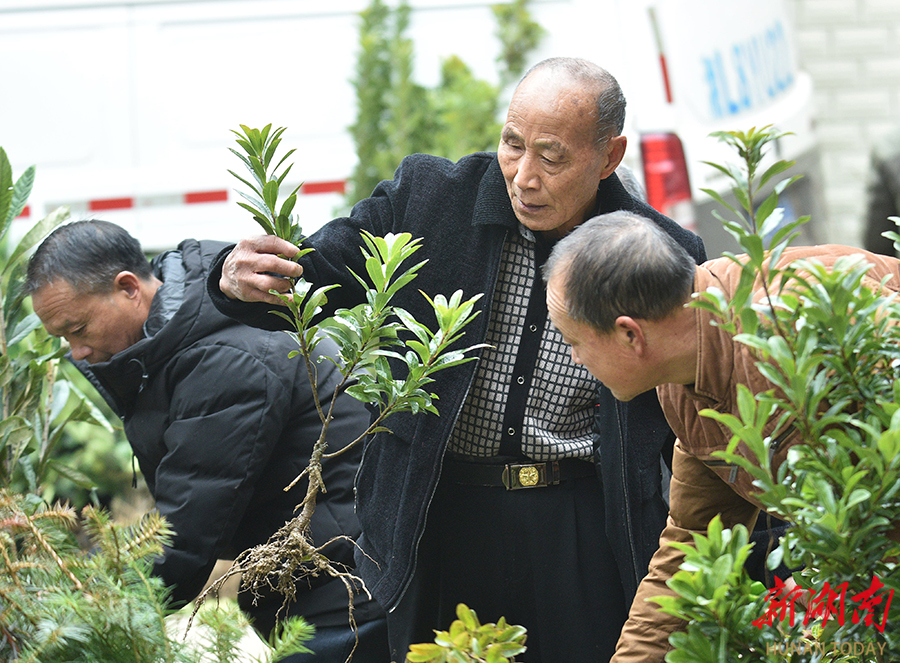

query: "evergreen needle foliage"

left=0, top=489, right=175, bottom=662
left=0, top=489, right=313, bottom=662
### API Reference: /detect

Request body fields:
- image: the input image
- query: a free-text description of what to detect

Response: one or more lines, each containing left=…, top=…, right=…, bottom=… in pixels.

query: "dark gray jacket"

left=77, top=239, right=381, bottom=633
left=208, top=152, right=708, bottom=609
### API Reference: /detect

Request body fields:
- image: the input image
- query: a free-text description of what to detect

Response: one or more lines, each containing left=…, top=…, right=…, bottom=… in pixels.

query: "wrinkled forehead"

left=32, top=280, right=89, bottom=332
left=510, top=70, right=596, bottom=120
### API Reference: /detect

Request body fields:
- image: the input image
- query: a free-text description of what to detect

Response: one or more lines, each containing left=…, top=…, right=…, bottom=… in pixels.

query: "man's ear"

left=614, top=315, right=647, bottom=356
left=114, top=271, right=142, bottom=300
left=599, top=135, right=627, bottom=180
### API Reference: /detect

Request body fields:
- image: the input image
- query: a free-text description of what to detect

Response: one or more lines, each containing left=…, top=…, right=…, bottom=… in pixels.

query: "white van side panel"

left=2, top=0, right=818, bottom=253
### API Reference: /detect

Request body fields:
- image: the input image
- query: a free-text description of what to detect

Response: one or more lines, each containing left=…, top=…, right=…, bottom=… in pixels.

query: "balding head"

left=517, top=57, right=626, bottom=146
left=544, top=211, right=696, bottom=333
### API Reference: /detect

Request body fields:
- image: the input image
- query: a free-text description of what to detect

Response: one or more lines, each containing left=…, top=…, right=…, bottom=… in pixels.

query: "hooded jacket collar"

left=144, top=250, right=185, bottom=337
left=75, top=239, right=231, bottom=418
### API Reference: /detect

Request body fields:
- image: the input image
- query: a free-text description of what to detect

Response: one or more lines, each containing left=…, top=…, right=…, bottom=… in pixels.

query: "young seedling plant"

left=195, top=125, right=488, bottom=660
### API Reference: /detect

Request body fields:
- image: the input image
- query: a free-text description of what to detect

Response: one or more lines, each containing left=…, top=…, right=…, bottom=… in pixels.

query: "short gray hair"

left=520, top=57, right=626, bottom=145
left=25, top=220, right=152, bottom=296
left=544, top=211, right=696, bottom=333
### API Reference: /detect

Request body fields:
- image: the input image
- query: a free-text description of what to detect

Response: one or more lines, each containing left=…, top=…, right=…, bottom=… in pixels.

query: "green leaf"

left=0, top=147, right=14, bottom=231
left=774, top=173, right=803, bottom=195
left=406, top=340, right=432, bottom=363
left=236, top=201, right=274, bottom=234
left=755, top=191, right=779, bottom=229
left=8, top=313, right=44, bottom=347
left=770, top=215, right=810, bottom=248
left=0, top=416, right=36, bottom=468
left=844, top=488, right=872, bottom=510
left=49, top=379, right=71, bottom=423
left=406, top=643, right=447, bottom=662
left=699, top=187, right=740, bottom=218
left=274, top=149, right=297, bottom=179
left=758, top=159, right=795, bottom=189
left=700, top=159, right=742, bottom=184
left=456, top=603, right=479, bottom=630
left=364, top=255, right=386, bottom=292
left=3, top=206, right=70, bottom=278
left=279, top=193, right=297, bottom=219
left=5, top=164, right=35, bottom=232
left=263, top=134, right=282, bottom=169
left=248, top=124, right=266, bottom=154
left=64, top=378, right=115, bottom=432
left=878, top=428, right=900, bottom=462
left=227, top=166, right=264, bottom=199
left=276, top=162, right=295, bottom=187
left=263, top=179, right=279, bottom=215
left=248, top=155, right=266, bottom=183
left=732, top=185, right=751, bottom=215
left=46, top=458, right=96, bottom=489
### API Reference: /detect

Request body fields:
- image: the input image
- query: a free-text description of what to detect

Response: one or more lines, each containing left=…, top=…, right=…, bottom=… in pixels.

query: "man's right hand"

left=219, top=235, right=304, bottom=305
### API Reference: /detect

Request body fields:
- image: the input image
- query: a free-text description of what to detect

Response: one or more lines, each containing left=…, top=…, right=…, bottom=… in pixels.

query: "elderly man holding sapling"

left=208, top=57, right=710, bottom=662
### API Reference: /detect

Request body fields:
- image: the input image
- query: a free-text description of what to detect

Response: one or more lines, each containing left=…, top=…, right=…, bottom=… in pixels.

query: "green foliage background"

left=0, top=147, right=315, bottom=661
left=346, top=0, right=544, bottom=205
left=656, top=127, right=900, bottom=663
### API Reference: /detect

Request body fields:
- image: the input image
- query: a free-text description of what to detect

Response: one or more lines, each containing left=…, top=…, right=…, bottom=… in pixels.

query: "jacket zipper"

left=615, top=402, right=642, bottom=589
left=387, top=228, right=507, bottom=613
left=703, top=458, right=739, bottom=483
left=768, top=424, right=796, bottom=466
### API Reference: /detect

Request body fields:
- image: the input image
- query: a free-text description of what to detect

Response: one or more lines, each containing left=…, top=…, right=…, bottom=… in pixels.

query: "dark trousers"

left=386, top=470, right=628, bottom=663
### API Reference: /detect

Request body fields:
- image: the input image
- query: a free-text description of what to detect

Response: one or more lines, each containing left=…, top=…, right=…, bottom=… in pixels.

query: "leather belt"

left=442, top=457, right=595, bottom=490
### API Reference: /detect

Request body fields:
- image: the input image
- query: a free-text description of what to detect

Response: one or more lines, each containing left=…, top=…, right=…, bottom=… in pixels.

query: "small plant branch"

left=39, top=366, right=57, bottom=460
left=193, top=127, right=489, bottom=652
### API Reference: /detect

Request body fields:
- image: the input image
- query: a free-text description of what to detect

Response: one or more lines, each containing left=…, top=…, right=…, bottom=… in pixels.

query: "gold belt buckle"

left=502, top=462, right=549, bottom=490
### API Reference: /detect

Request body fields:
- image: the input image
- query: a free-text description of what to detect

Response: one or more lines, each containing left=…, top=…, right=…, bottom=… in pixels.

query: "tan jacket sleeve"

left=611, top=441, right=760, bottom=663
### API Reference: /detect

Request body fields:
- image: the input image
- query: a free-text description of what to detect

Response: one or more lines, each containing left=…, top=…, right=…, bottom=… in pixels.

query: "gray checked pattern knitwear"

left=447, top=224, right=596, bottom=461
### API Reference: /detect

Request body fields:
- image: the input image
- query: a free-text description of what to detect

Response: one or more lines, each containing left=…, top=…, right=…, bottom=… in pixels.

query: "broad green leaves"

left=668, top=127, right=900, bottom=661
left=224, top=126, right=500, bottom=655
left=406, top=603, right=527, bottom=663
left=227, top=123, right=490, bottom=422
left=273, top=229, right=487, bottom=418
left=0, top=148, right=114, bottom=494
left=654, top=517, right=782, bottom=663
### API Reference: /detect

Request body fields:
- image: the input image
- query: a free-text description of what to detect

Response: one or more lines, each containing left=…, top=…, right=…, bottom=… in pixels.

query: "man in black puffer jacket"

left=26, top=220, right=389, bottom=663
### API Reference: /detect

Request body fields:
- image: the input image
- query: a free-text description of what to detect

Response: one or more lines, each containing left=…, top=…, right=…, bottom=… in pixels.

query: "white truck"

left=1, top=0, right=824, bottom=255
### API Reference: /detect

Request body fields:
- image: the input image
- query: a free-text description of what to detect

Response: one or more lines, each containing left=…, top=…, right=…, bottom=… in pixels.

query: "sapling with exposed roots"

left=194, top=126, right=488, bottom=659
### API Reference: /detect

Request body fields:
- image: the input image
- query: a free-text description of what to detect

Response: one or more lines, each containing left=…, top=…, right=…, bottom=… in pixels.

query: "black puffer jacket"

left=77, top=239, right=381, bottom=633
left=208, top=152, right=708, bottom=612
